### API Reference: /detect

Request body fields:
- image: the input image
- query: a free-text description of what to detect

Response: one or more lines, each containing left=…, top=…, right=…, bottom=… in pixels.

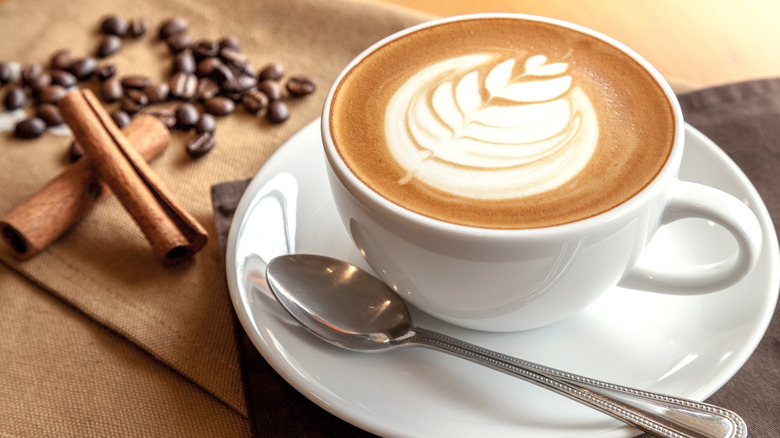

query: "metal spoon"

left=266, top=254, right=747, bottom=438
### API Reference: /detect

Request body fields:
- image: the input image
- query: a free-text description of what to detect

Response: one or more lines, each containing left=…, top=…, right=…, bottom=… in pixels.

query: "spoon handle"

left=407, top=327, right=746, bottom=438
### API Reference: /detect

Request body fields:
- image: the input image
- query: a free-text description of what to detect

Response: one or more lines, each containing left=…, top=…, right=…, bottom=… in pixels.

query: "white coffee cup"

left=321, top=14, right=762, bottom=331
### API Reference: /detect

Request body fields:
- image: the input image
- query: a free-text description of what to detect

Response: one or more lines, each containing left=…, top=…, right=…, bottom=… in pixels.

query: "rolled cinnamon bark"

left=57, top=89, right=207, bottom=265
left=1, top=114, right=170, bottom=260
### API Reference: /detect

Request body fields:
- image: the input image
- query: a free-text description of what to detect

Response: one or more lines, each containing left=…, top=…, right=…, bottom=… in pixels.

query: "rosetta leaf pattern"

left=481, top=55, right=571, bottom=103
left=524, top=55, right=568, bottom=76
left=387, top=52, right=598, bottom=199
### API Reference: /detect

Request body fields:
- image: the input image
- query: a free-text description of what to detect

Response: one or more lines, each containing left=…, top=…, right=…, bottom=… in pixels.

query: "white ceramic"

left=321, top=14, right=763, bottom=331
left=226, top=119, right=779, bottom=438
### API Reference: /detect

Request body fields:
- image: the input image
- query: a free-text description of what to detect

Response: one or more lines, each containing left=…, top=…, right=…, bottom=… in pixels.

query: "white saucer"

left=226, top=120, right=779, bottom=438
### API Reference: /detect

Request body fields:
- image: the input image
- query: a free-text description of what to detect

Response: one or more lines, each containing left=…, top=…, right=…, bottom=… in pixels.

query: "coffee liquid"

left=330, top=18, right=675, bottom=229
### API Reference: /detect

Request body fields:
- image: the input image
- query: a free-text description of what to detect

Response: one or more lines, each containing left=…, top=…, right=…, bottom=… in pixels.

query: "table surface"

left=380, top=0, right=780, bottom=88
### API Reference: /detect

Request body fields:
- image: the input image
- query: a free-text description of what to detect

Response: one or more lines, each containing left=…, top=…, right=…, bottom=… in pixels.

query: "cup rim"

left=322, top=12, right=685, bottom=238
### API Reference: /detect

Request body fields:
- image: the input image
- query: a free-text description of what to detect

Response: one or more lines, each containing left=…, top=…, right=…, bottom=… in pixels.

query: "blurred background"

left=380, top=0, right=780, bottom=87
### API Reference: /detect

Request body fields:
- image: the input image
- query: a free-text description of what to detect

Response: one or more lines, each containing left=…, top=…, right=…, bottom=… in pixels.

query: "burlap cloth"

left=0, top=0, right=777, bottom=436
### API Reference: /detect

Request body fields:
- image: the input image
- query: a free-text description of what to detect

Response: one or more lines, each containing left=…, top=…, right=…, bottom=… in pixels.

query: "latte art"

left=386, top=54, right=599, bottom=199
left=329, top=17, right=675, bottom=229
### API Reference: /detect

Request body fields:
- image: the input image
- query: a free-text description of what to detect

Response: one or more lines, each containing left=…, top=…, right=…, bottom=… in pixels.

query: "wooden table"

left=381, top=0, right=780, bottom=88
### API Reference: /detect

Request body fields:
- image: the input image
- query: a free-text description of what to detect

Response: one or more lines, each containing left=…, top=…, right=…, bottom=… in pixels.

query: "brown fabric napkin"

left=0, top=0, right=431, bottom=436
left=212, top=78, right=780, bottom=437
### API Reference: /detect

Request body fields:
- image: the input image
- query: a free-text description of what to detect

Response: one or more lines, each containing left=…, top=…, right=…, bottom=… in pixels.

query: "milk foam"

left=385, top=53, right=599, bottom=199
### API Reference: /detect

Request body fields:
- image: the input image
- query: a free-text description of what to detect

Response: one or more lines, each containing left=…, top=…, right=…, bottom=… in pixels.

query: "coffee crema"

left=329, top=18, right=675, bottom=229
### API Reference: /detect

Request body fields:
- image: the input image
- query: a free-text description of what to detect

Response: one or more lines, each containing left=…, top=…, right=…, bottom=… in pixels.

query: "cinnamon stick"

left=58, top=89, right=207, bottom=265
left=1, top=115, right=170, bottom=260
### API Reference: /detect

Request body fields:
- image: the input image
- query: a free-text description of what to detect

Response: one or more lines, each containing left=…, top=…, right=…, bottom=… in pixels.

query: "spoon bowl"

left=266, top=254, right=747, bottom=438
left=267, top=253, right=412, bottom=351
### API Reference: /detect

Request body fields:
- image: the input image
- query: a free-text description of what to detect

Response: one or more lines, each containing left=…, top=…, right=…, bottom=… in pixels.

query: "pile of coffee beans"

left=1, top=14, right=316, bottom=159
left=1, top=60, right=77, bottom=139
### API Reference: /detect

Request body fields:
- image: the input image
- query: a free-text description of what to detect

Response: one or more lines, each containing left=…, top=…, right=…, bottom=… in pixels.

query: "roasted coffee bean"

left=23, top=64, right=50, bottom=93
left=196, top=57, right=222, bottom=78
left=100, top=15, right=128, bottom=37
left=124, top=88, right=148, bottom=104
left=242, top=90, right=268, bottom=114
left=119, top=89, right=147, bottom=114
left=27, top=72, right=52, bottom=94
left=172, top=51, right=196, bottom=74
left=169, top=71, right=197, bottom=100
left=119, top=98, right=142, bottom=114
left=185, top=131, right=215, bottom=158
left=142, top=109, right=176, bottom=129
left=21, top=63, right=44, bottom=86
left=143, top=83, right=169, bottom=104
left=0, top=62, right=14, bottom=86
left=36, top=103, right=63, bottom=126
left=266, top=100, right=289, bottom=124
left=36, top=85, right=67, bottom=104
left=101, top=77, right=123, bottom=103
left=286, top=76, right=316, bottom=97
left=50, top=49, right=77, bottom=71
left=174, top=102, right=199, bottom=130
left=50, top=69, right=78, bottom=87
left=258, top=79, right=282, bottom=101
left=228, top=61, right=254, bottom=79
left=195, top=112, right=215, bottom=133
left=110, top=109, right=131, bottom=128
left=121, top=74, right=153, bottom=89
left=158, top=16, right=188, bottom=40
left=192, top=40, right=220, bottom=60
left=167, top=32, right=194, bottom=53
left=210, top=63, right=234, bottom=84
left=14, top=117, right=46, bottom=139
left=219, top=47, right=247, bottom=67
left=203, top=96, right=235, bottom=117
left=97, top=35, right=122, bottom=58
left=3, top=86, right=26, bottom=110
left=127, top=18, right=148, bottom=38
left=258, top=63, right=284, bottom=81
left=94, top=64, right=118, bottom=81
left=220, top=91, right=243, bottom=102
left=68, top=57, right=98, bottom=81
left=68, top=140, right=84, bottom=162
left=222, top=74, right=256, bottom=94
left=218, top=36, right=240, bottom=51
left=195, top=77, right=220, bottom=101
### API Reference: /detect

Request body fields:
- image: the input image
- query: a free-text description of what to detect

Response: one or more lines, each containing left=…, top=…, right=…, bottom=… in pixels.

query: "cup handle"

left=619, top=180, right=762, bottom=294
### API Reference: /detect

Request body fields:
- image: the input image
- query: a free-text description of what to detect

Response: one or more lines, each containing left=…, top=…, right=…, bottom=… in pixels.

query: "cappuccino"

left=329, top=17, right=675, bottom=229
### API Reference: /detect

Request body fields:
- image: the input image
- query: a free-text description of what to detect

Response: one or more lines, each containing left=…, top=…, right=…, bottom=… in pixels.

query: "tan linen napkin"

left=212, top=78, right=780, bottom=436
left=0, top=263, right=251, bottom=437
left=0, top=0, right=431, bottom=436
